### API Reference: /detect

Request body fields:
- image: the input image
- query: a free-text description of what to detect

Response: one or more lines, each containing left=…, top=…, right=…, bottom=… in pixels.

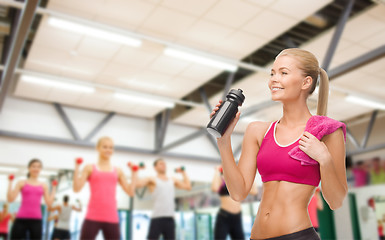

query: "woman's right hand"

left=210, top=100, right=241, bottom=141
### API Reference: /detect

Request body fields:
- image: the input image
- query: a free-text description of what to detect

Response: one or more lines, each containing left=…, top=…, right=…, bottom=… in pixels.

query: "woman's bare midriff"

left=220, top=196, right=242, bottom=214
left=250, top=181, right=315, bottom=239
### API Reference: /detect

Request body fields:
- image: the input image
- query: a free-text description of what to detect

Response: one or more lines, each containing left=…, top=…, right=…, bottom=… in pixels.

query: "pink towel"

left=288, top=115, right=346, bottom=165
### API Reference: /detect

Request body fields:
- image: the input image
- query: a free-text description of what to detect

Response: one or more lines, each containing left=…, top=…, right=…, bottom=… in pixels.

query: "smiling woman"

left=210, top=48, right=347, bottom=240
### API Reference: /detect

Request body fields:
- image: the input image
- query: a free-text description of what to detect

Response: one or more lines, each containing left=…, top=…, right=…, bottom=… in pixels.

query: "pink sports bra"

left=257, top=120, right=321, bottom=187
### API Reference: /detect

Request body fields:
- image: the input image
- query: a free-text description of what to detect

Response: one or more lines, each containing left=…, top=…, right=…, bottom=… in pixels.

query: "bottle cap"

left=227, top=89, right=245, bottom=106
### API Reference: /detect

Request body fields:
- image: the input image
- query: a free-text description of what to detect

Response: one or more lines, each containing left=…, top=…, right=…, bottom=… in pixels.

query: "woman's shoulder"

left=246, top=120, right=275, bottom=135
left=247, top=120, right=274, bottom=130
left=245, top=121, right=275, bottom=143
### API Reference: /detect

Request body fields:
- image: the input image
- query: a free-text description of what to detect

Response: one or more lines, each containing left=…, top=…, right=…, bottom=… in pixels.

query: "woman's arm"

left=217, top=117, right=263, bottom=202
left=117, top=167, right=138, bottom=197
left=7, top=180, right=23, bottom=202
left=47, top=205, right=61, bottom=212
left=316, top=190, right=324, bottom=210
left=211, top=167, right=222, bottom=192
left=300, top=129, right=347, bottom=210
left=73, top=163, right=92, bottom=193
left=43, top=183, right=56, bottom=207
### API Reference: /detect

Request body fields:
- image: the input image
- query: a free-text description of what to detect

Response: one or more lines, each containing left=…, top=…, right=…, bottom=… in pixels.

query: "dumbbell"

left=218, top=166, right=223, bottom=174
left=52, top=180, right=58, bottom=186
left=8, top=174, right=14, bottom=181
left=76, top=157, right=83, bottom=165
left=127, top=162, right=140, bottom=172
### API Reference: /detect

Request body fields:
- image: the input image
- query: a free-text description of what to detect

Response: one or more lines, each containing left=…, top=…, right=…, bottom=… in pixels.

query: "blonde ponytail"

left=317, top=68, right=329, bottom=116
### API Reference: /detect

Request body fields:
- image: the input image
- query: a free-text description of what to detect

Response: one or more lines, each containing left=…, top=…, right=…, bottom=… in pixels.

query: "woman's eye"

left=270, top=73, right=274, bottom=77
left=282, top=72, right=287, bottom=75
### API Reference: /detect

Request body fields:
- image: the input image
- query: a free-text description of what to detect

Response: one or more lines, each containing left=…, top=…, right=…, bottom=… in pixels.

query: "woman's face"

left=29, top=161, right=42, bottom=178
left=97, top=139, right=114, bottom=159
left=268, top=55, right=310, bottom=102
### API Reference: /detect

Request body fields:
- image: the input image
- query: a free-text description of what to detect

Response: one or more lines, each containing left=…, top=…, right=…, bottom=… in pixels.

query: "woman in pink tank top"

left=7, top=159, right=56, bottom=239
left=210, top=48, right=347, bottom=240
left=73, top=136, right=138, bottom=240
left=0, top=203, right=14, bottom=239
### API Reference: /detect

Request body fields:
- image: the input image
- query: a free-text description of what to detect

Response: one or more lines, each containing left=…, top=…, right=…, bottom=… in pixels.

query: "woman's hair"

left=276, top=48, right=329, bottom=116
left=63, top=195, right=69, bottom=203
left=27, top=158, right=42, bottom=178
left=96, top=136, right=113, bottom=148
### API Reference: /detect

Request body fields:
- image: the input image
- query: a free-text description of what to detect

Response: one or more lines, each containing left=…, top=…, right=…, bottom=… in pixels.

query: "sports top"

left=151, top=177, right=175, bottom=218
left=85, top=164, right=119, bottom=223
left=16, top=183, right=44, bottom=219
left=218, top=180, right=230, bottom=196
left=257, top=120, right=321, bottom=187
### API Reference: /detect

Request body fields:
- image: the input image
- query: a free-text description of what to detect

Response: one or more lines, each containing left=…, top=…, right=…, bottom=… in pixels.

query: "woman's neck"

left=28, top=176, right=39, bottom=181
left=281, top=99, right=312, bottom=127
left=98, top=157, right=110, bottom=165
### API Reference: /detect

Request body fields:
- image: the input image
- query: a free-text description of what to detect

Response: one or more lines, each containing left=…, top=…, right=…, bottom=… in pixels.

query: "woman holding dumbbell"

left=0, top=203, right=14, bottom=240
left=211, top=166, right=258, bottom=240
left=73, top=136, right=138, bottom=240
left=7, top=159, right=57, bottom=239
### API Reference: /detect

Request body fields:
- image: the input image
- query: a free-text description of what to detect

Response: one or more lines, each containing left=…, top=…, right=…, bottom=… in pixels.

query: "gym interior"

left=0, top=0, right=384, bottom=239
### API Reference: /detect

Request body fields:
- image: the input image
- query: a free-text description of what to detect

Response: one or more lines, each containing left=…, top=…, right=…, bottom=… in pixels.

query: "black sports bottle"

left=207, top=89, right=245, bottom=138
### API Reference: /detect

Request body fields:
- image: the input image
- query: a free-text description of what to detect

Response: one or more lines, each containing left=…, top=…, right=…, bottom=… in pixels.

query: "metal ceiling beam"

left=221, top=72, right=236, bottom=101
left=347, top=142, right=385, bottom=156
left=6, top=67, right=202, bottom=108
left=361, top=110, right=378, bottom=149
left=0, top=0, right=39, bottom=112
left=329, top=44, right=385, bottom=79
left=159, top=128, right=208, bottom=154
left=53, top=103, right=80, bottom=140
left=346, top=127, right=360, bottom=149
left=84, top=112, right=115, bottom=141
left=199, top=87, right=212, bottom=113
left=0, top=0, right=269, bottom=74
left=155, top=109, right=171, bottom=151
left=322, top=0, right=355, bottom=71
left=0, top=129, right=221, bottom=162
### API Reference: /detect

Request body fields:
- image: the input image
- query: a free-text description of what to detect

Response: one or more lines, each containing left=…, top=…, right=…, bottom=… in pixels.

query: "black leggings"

left=80, top=219, right=120, bottom=240
left=51, top=228, right=70, bottom=240
left=214, top=209, right=244, bottom=240
left=148, top=217, right=175, bottom=240
left=10, top=218, right=42, bottom=240
left=0, top=233, right=8, bottom=239
left=251, top=227, right=320, bottom=240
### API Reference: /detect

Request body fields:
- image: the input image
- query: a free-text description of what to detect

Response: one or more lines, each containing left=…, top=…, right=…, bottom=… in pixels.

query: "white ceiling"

left=12, top=0, right=385, bottom=126
left=174, top=3, right=385, bottom=129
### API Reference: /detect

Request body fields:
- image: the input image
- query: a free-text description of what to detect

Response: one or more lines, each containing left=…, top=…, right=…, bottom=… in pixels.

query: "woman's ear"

left=302, top=76, right=313, bottom=91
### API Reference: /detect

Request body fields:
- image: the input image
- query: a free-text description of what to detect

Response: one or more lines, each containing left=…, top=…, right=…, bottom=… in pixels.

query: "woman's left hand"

left=299, top=131, right=331, bottom=164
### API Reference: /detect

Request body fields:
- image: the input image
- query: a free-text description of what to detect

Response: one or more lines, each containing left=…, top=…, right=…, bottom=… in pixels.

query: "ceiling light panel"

left=47, top=17, right=142, bottom=47
left=164, top=48, right=237, bottom=72
left=21, top=75, right=95, bottom=93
